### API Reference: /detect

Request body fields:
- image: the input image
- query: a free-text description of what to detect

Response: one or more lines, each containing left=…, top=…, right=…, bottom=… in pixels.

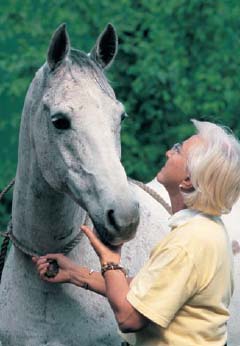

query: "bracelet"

left=101, top=262, right=127, bottom=277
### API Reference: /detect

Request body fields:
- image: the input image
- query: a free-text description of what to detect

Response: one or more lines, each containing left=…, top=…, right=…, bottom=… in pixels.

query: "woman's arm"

left=69, top=266, right=106, bottom=296
left=80, top=226, right=150, bottom=333
left=33, top=226, right=150, bottom=333
left=33, top=254, right=134, bottom=297
left=32, top=254, right=106, bottom=296
left=103, top=269, right=149, bottom=332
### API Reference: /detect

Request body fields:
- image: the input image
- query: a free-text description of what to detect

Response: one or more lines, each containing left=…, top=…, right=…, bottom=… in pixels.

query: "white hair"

left=183, top=119, right=240, bottom=215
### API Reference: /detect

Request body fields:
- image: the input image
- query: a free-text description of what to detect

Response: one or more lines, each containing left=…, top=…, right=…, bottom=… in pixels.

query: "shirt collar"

left=168, top=208, right=221, bottom=230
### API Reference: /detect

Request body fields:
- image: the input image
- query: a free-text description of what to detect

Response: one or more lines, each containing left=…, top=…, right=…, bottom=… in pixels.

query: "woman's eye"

left=121, top=112, right=128, bottom=122
left=51, top=114, right=71, bottom=130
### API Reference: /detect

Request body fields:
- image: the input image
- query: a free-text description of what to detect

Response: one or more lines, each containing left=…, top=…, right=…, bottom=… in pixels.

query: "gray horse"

left=0, top=24, right=145, bottom=346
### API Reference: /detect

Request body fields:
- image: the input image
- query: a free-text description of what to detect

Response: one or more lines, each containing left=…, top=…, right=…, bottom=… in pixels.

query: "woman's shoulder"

left=169, top=213, right=227, bottom=253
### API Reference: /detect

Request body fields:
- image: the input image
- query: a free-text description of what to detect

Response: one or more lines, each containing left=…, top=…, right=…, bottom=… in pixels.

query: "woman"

left=33, top=120, right=240, bottom=345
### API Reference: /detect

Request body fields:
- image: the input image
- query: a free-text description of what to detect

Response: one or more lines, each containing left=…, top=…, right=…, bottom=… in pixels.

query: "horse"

left=0, top=23, right=239, bottom=346
left=0, top=23, right=143, bottom=346
left=221, top=200, right=240, bottom=346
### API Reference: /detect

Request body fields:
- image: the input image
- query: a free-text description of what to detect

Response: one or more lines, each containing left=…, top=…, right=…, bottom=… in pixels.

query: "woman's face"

left=157, top=135, right=201, bottom=191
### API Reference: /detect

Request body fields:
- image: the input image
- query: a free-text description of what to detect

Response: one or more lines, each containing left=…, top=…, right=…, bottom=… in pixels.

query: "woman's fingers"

left=32, top=254, right=72, bottom=283
left=38, top=262, right=49, bottom=271
left=81, top=225, right=99, bottom=245
left=36, top=258, right=47, bottom=265
left=33, top=260, right=49, bottom=278
left=81, top=225, right=121, bottom=265
left=32, top=254, right=64, bottom=269
left=32, top=256, right=38, bottom=263
left=33, top=260, right=50, bottom=280
left=39, top=267, right=48, bottom=278
left=44, top=253, right=63, bottom=260
left=32, top=257, right=46, bottom=270
left=81, top=225, right=107, bottom=254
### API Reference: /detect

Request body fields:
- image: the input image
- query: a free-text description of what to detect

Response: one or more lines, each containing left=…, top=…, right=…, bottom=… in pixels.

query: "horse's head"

left=32, top=24, right=139, bottom=245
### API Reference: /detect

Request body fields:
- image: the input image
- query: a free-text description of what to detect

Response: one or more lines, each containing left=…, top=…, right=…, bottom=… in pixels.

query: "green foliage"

left=116, top=0, right=240, bottom=180
left=1, top=0, right=240, bottom=226
left=0, top=190, right=12, bottom=232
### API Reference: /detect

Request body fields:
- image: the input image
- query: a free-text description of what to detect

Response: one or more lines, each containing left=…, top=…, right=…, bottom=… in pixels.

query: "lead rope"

left=0, top=177, right=171, bottom=282
left=0, top=178, right=85, bottom=281
left=128, top=178, right=172, bottom=215
left=4, top=221, right=84, bottom=258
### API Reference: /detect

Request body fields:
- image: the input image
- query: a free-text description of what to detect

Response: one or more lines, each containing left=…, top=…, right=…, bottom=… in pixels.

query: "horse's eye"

left=121, top=112, right=128, bottom=122
left=51, top=114, right=71, bottom=130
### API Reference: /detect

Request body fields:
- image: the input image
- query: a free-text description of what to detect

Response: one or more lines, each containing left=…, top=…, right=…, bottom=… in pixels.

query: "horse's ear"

left=90, top=23, right=118, bottom=69
left=47, top=23, right=70, bottom=70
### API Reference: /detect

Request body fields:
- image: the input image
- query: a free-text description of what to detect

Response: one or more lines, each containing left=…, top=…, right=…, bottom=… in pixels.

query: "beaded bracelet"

left=101, top=262, right=127, bottom=277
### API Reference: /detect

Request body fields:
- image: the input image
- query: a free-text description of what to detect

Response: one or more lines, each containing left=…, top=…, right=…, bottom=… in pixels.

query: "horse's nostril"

left=107, top=209, right=118, bottom=229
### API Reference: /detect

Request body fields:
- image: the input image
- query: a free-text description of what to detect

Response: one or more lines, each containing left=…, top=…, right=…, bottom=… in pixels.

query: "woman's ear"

left=179, top=177, right=195, bottom=193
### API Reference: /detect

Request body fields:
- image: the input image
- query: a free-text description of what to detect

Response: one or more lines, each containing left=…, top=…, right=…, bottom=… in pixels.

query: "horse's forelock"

left=69, top=49, right=115, bottom=99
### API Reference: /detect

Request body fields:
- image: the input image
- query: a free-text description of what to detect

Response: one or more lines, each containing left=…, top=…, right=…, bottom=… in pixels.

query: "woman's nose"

left=166, top=150, right=172, bottom=158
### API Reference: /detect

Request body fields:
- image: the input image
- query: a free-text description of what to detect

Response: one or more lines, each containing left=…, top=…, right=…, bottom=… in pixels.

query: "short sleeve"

left=127, top=246, right=198, bottom=328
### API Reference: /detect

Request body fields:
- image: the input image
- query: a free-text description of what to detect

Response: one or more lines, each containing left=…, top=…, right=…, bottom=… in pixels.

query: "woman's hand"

left=32, top=253, right=80, bottom=283
left=81, top=225, right=122, bottom=265
left=32, top=226, right=123, bottom=285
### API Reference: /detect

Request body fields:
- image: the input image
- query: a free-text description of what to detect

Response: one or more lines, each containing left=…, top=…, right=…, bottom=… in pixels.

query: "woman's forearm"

left=64, top=223, right=148, bottom=332
left=70, top=266, right=107, bottom=296
left=69, top=266, right=133, bottom=297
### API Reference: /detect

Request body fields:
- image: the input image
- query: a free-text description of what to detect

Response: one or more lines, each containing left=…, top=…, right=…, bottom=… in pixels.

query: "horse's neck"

left=12, top=156, right=86, bottom=255
left=10, top=67, right=85, bottom=255
left=147, top=178, right=171, bottom=204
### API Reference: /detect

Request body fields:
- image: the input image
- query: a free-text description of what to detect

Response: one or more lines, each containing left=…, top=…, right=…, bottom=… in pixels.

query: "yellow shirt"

left=125, top=209, right=233, bottom=346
